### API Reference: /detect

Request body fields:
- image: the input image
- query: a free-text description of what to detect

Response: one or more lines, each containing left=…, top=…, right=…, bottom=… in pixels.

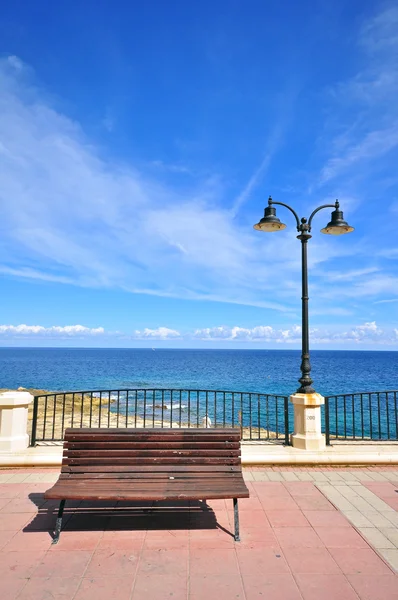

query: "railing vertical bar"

left=258, top=394, right=261, bottom=440
left=80, top=393, right=84, bottom=428
left=361, top=393, right=364, bottom=439
left=343, top=395, right=347, bottom=439
left=179, top=390, right=182, bottom=428
left=369, top=393, right=373, bottom=439
left=214, top=391, right=217, bottom=428
left=143, top=390, right=147, bottom=428
left=335, top=396, right=338, bottom=440
left=60, top=394, right=66, bottom=439
left=395, top=391, right=398, bottom=439
left=386, top=392, right=390, bottom=440
left=284, top=396, right=290, bottom=445
left=205, top=391, right=208, bottom=428
left=71, top=393, right=75, bottom=428
left=352, top=394, right=355, bottom=440
left=52, top=395, right=57, bottom=440
left=377, top=392, right=381, bottom=439
left=31, top=396, right=39, bottom=446
left=232, top=393, right=235, bottom=429
left=187, top=391, right=191, bottom=428
left=249, top=393, right=252, bottom=440
left=223, top=392, right=226, bottom=427
left=99, top=392, right=102, bottom=428
left=108, top=392, right=111, bottom=428
left=117, top=391, right=120, bottom=428
left=89, top=392, right=93, bottom=428
left=325, top=396, right=330, bottom=446
left=153, top=390, right=155, bottom=428
left=266, top=395, right=269, bottom=439
left=161, top=390, right=164, bottom=428
left=43, top=395, right=48, bottom=440
left=130, top=390, right=134, bottom=428
left=275, top=396, right=279, bottom=440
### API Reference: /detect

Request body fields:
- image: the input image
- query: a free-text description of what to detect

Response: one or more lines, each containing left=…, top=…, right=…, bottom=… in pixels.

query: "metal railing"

left=325, top=390, right=398, bottom=443
left=30, top=388, right=290, bottom=445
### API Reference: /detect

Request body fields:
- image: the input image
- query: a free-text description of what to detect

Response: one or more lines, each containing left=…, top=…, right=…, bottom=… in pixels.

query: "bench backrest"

left=61, top=428, right=242, bottom=477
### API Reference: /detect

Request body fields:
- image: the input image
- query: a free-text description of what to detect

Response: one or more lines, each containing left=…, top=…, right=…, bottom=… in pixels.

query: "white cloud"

left=0, top=324, right=104, bottom=336
left=133, top=327, right=181, bottom=339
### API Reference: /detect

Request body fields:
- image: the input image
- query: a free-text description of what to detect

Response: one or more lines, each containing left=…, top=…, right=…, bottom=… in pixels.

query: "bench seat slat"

left=63, top=450, right=240, bottom=458
left=65, top=442, right=240, bottom=450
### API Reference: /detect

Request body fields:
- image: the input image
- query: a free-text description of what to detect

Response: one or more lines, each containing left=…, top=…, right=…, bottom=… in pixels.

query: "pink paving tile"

left=293, top=495, right=335, bottom=511
left=364, top=482, right=398, bottom=497
left=303, top=510, right=351, bottom=528
left=236, top=526, right=279, bottom=548
left=283, top=482, right=321, bottom=497
left=33, top=550, right=92, bottom=578
left=347, top=574, right=398, bottom=600
left=236, top=547, right=290, bottom=578
left=138, top=547, right=188, bottom=576
left=98, top=530, right=146, bottom=550
left=329, top=547, right=393, bottom=575
left=0, top=575, right=27, bottom=600
left=75, top=576, right=135, bottom=600
left=227, top=509, right=270, bottom=528
left=190, top=548, right=236, bottom=574
left=0, top=484, right=30, bottom=499
left=0, top=498, right=11, bottom=510
left=0, top=495, right=44, bottom=513
left=282, top=547, right=341, bottom=574
left=189, top=529, right=235, bottom=549
left=0, top=549, right=45, bottom=578
left=236, top=496, right=263, bottom=511
left=4, top=530, right=52, bottom=552
left=378, top=497, right=398, bottom=510
left=144, top=534, right=189, bottom=550
left=295, top=574, right=360, bottom=600
left=315, top=526, right=369, bottom=548
left=253, top=482, right=291, bottom=497
left=258, top=495, right=299, bottom=510
left=17, top=576, right=81, bottom=600
left=189, top=572, right=244, bottom=600
left=274, top=527, right=324, bottom=548
left=133, top=572, right=187, bottom=600
left=243, top=573, right=303, bottom=600
left=266, top=510, right=310, bottom=528
left=48, top=530, right=103, bottom=552
left=0, top=529, right=16, bottom=550
left=0, top=512, right=32, bottom=530
left=85, top=548, right=140, bottom=578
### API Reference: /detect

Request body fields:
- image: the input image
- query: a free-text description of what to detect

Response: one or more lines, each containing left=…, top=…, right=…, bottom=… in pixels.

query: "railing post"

left=284, top=396, right=290, bottom=445
left=31, top=395, right=39, bottom=447
left=325, top=396, right=330, bottom=446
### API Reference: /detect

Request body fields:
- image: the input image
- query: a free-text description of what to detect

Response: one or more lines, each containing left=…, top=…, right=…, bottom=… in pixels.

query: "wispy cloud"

left=0, top=55, right=351, bottom=317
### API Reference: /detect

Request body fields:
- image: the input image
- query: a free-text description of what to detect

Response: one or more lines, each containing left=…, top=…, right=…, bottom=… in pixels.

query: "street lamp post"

left=254, top=197, right=354, bottom=450
left=254, top=197, right=354, bottom=395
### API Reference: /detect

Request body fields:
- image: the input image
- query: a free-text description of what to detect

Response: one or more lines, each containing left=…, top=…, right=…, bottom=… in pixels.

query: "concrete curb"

left=1, top=442, right=398, bottom=467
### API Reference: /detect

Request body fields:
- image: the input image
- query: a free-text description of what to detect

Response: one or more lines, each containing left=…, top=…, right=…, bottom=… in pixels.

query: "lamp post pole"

left=254, top=197, right=354, bottom=450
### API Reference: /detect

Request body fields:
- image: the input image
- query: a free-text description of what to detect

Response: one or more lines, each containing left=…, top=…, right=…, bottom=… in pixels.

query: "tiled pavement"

left=0, top=467, right=397, bottom=600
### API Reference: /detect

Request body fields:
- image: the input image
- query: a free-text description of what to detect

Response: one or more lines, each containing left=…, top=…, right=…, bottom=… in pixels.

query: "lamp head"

left=321, top=201, right=354, bottom=235
left=253, top=197, right=287, bottom=232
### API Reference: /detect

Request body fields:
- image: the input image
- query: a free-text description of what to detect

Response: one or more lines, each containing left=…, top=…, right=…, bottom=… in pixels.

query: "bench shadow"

left=25, top=493, right=233, bottom=539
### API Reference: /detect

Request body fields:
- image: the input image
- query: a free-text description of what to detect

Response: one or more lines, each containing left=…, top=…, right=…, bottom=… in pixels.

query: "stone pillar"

left=0, top=391, right=34, bottom=452
left=290, top=392, right=325, bottom=450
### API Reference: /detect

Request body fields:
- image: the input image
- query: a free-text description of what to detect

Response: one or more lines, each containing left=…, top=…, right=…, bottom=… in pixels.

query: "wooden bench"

left=44, top=428, right=249, bottom=544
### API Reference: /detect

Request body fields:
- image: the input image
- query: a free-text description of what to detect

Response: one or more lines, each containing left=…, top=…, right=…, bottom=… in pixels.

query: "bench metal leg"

left=52, top=499, right=66, bottom=545
left=233, top=498, right=240, bottom=542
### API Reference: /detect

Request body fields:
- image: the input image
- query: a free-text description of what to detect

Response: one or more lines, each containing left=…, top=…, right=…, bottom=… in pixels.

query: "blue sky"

left=0, top=0, right=397, bottom=349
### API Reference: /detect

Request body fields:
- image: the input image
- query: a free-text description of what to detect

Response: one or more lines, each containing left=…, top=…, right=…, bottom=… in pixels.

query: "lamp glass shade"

left=320, top=208, right=354, bottom=235
left=253, top=205, right=287, bottom=232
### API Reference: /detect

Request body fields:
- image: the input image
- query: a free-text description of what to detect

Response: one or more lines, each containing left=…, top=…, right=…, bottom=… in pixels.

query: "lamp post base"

left=289, top=393, right=326, bottom=451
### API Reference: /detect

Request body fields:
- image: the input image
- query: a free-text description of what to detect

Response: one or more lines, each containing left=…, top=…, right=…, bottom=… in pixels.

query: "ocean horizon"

left=1, top=347, right=397, bottom=397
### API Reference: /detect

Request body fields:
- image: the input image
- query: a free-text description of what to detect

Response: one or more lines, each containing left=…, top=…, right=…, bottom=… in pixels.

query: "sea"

left=0, top=347, right=397, bottom=396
